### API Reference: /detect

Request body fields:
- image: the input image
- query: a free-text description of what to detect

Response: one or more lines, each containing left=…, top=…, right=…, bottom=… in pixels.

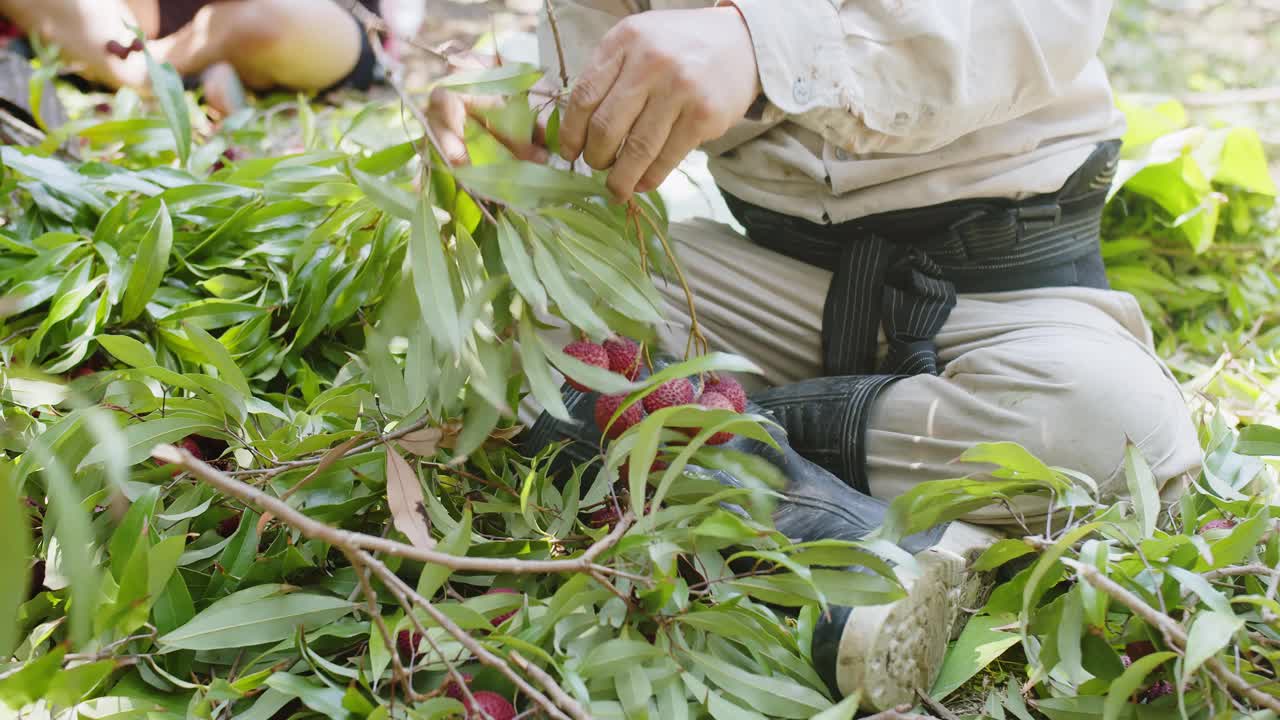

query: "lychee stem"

left=631, top=201, right=709, bottom=358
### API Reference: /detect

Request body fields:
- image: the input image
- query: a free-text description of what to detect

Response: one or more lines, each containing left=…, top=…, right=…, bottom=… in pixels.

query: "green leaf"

left=931, top=614, right=1021, bottom=700
left=144, top=50, right=192, bottom=165
left=452, top=161, right=607, bottom=210
left=120, top=201, right=173, bottom=322
left=417, top=506, right=472, bottom=598
left=44, top=660, right=115, bottom=707
left=808, top=693, right=861, bottom=720
left=264, top=673, right=348, bottom=718
left=1123, top=443, right=1160, bottom=538
left=972, top=539, right=1036, bottom=572
left=497, top=213, right=547, bottom=315
left=0, top=465, right=30, bottom=656
left=158, top=587, right=353, bottom=650
left=434, top=63, right=543, bottom=95
left=1182, top=610, right=1244, bottom=679
left=1102, top=651, right=1176, bottom=720
left=97, top=334, right=157, bottom=369
left=0, top=646, right=65, bottom=709
left=1236, top=424, right=1280, bottom=456
left=409, top=191, right=460, bottom=355
left=519, top=312, right=571, bottom=421
left=80, top=415, right=221, bottom=468
left=686, top=649, right=830, bottom=718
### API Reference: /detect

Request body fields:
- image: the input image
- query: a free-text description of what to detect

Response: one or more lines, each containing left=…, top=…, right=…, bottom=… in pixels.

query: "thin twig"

left=153, top=444, right=639, bottom=580
left=916, top=690, right=962, bottom=720
left=226, top=416, right=433, bottom=478
left=1070, top=561, right=1280, bottom=713
left=543, top=0, right=571, bottom=91
left=349, top=552, right=424, bottom=701
left=1204, top=564, right=1280, bottom=582
left=359, top=550, right=585, bottom=720
left=510, top=651, right=592, bottom=720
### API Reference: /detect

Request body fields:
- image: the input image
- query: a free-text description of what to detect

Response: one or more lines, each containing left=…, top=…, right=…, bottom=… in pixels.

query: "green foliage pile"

left=1, top=52, right=1280, bottom=720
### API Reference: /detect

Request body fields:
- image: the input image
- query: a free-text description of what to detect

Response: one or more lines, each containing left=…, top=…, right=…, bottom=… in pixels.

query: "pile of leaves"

left=2, top=43, right=1280, bottom=720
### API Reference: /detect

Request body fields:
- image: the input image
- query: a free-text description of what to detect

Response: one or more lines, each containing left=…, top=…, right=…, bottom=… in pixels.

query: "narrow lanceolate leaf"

left=144, top=51, right=192, bottom=165
left=80, top=415, right=221, bottom=468
left=385, top=447, right=434, bottom=550
left=1121, top=447, right=1161, bottom=543
left=184, top=322, right=252, bottom=395
left=497, top=213, right=547, bottom=315
left=409, top=193, right=460, bottom=354
left=158, top=588, right=353, bottom=650
left=0, top=464, right=30, bottom=655
left=1102, top=651, right=1176, bottom=720
left=519, top=311, right=571, bottom=421
left=1182, top=611, right=1244, bottom=680
left=121, top=201, right=173, bottom=322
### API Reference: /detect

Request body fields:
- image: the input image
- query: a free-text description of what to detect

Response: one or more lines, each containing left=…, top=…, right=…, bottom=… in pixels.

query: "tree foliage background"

left=3, top=2, right=1280, bottom=719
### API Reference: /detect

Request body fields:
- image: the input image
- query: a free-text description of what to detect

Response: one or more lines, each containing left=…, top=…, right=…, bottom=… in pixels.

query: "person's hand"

left=426, top=54, right=550, bottom=167
left=559, top=6, right=761, bottom=202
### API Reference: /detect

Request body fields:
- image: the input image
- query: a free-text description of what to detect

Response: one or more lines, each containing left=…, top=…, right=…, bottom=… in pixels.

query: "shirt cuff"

left=718, top=0, right=848, bottom=117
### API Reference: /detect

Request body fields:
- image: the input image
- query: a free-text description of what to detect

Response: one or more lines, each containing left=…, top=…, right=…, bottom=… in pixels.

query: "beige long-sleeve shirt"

left=538, top=0, right=1126, bottom=224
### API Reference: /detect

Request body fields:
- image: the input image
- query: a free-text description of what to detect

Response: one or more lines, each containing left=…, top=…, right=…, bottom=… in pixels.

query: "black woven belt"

left=722, top=140, right=1120, bottom=492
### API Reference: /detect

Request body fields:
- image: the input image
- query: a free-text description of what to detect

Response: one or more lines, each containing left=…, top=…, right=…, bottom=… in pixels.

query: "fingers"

left=605, top=95, right=680, bottom=201
left=634, top=114, right=702, bottom=195
left=427, top=87, right=470, bottom=166
left=558, top=46, right=625, bottom=163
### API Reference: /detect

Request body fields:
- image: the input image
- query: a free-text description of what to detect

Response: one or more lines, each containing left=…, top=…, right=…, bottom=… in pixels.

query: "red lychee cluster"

left=441, top=674, right=516, bottom=719
left=561, top=338, right=747, bottom=446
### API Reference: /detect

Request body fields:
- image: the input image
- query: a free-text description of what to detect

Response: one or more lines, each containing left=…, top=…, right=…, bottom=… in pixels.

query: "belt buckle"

left=1015, top=201, right=1062, bottom=240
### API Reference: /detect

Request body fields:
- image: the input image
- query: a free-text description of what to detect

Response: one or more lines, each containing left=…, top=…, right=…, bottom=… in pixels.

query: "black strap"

left=725, top=141, right=1120, bottom=493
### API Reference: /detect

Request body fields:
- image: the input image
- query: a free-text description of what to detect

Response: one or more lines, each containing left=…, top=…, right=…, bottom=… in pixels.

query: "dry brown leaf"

left=398, top=427, right=443, bottom=456
left=385, top=445, right=435, bottom=550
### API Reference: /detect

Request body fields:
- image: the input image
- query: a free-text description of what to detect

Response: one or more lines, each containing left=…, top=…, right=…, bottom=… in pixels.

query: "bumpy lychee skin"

left=642, top=377, right=695, bottom=414
left=594, top=395, right=646, bottom=439
left=1125, top=640, right=1156, bottom=661
left=395, top=629, right=423, bottom=659
left=1141, top=680, right=1173, bottom=703
left=704, top=375, right=747, bottom=413
left=442, top=673, right=474, bottom=701
left=216, top=514, right=241, bottom=538
left=465, top=691, right=516, bottom=720
left=603, top=336, right=642, bottom=380
left=586, top=505, right=621, bottom=529
left=486, top=587, right=519, bottom=626
left=696, top=392, right=737, bottom=445
left=562, top=341, right=610, bottom=391
left=1198, top=518, right=1236, bottom=534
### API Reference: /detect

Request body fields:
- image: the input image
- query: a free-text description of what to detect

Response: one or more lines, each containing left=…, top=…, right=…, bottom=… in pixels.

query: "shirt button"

left=834, top=148, right=850, bottom=162
left=793, top=77, right=811, bottom=104
left=892, top=111, right=912, bottom=128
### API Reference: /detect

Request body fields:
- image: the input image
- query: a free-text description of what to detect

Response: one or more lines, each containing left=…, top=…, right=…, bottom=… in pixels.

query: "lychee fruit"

left=395, top=629, right=423, bottom=659
left=1125, top=640, right=1156, bottom=661
left=179, top=437, right=204, bottom=460
left=464, top=691, right=515, bottom=720
left=642, top=377, right=695, bottom=414
left=1198, top=518, right=1236, bottom=534
left=442, top=673, right=474, bottom=701
left=216, top=514, right=241, bottom=538
left=486, top=587, right=519, bottom=626
left=594, top=394, right=645, bottom=439
left=562, top=341, right=610, bottom=392
left=586, top=505, right=621, bottom=529
left=695, top=392, right=736, bottom=445
left=603, top=337, right=642, bottom=380
left=1141, top=680, right=1173, bottom=703
left=704, top=375, right=747, bottom=413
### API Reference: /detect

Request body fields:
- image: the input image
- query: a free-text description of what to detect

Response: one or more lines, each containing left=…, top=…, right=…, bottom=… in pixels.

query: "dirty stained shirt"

left=538, top=0, right=1126, bottom=224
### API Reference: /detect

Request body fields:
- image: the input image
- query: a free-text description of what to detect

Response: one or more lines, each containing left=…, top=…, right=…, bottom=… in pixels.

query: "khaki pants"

left=527, top=218, right=1203, bottom=528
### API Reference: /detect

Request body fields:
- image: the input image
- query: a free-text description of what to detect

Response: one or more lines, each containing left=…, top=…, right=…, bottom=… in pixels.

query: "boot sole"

left=834, top=521, right=1001, bottom=711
